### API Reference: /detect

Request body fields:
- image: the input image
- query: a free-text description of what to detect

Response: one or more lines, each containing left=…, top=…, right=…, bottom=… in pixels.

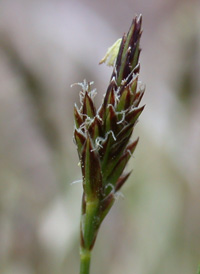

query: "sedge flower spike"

left=74, top=15, right=145, bottom=274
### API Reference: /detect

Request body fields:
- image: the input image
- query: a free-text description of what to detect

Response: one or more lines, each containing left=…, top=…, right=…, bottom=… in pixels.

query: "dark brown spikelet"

left=73, top=15, right=145, bottom=249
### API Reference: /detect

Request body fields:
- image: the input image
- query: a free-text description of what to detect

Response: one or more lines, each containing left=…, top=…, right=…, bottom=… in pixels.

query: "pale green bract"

left=99, top=38, right=122, bottom=67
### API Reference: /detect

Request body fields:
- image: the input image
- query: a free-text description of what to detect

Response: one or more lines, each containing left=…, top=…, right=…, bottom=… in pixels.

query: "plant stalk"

left=79, top=198, right=99, bottom=274
left=80, top=247, right=91, bottom=274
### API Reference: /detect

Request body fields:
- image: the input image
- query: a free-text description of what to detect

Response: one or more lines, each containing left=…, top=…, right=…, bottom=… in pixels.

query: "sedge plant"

left=73, top=15, right=145, bottom=274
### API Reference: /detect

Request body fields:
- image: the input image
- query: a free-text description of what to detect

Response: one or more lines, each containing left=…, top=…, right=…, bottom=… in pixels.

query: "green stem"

left=79, top=198, right=99, bottom=274
left=80, top=247, right=91, bottom=274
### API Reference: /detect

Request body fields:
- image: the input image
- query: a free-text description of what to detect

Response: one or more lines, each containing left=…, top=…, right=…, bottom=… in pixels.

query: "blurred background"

left=0, top=0, right=200, bottom=273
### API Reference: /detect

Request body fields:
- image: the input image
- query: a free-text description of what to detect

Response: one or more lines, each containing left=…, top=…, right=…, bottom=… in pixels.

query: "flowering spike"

left=74, top=16, right=145, bottom=272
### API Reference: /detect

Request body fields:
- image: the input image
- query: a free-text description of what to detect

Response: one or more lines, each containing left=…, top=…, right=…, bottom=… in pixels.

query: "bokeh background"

left=0, top=0, right=200, bottom=273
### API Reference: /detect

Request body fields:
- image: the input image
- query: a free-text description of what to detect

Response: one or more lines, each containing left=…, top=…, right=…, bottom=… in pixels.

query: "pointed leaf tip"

left=126, top=137, right=139, bottom=155
left=74, top=129, right=86, bottom=155
left=82, top=136, right=103, bottom=200
left=74, top=105, right=83, bottom=128
left=115, top=171, right=132, bottom=192
left=83, top=92, right=96, bottom=119
left=126, top=105, right=145, bottom=125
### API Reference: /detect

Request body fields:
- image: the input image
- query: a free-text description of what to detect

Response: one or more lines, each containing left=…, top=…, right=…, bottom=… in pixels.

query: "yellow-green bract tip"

left=99, top=38, right=122, bottom=67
